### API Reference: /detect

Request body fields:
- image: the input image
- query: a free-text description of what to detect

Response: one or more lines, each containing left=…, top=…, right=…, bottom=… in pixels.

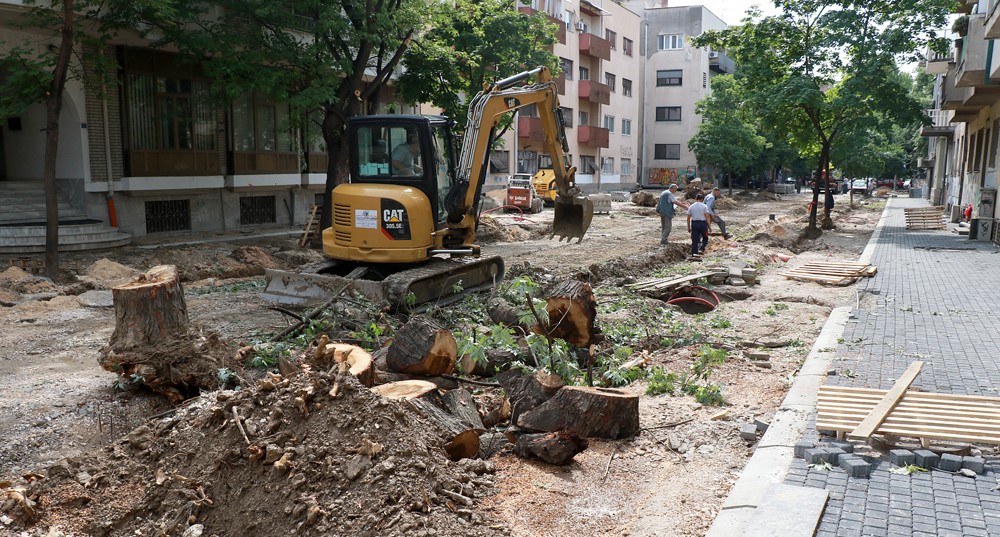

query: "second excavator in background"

left=263, top=66, right=595, bottom=311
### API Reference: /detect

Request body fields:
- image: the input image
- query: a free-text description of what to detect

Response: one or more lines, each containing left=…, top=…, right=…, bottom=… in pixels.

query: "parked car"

left=851, top=179, right=869, bottom=195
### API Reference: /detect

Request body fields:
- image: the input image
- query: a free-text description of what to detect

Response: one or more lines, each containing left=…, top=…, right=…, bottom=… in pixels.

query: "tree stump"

left=517, top=386, right=639, bottom=439
left=370, top=379, right=438, bottom=400
left=442, top=388, right=485, bottom=432
left=311, top=342, right=375, bottom=387
left=514, top=431, right=588, bottom=465
left=98, top=265, right=234, bottom=403
left=373, top=371, right=459, bottom=390
left=535, top=280, right=601, bottom=347
left=496, top=369, right=564, bottom=423
left=459, top=349, right=517, bottom=377
left=386, top=315, right=457, bottom=376
left=408, top=398, right=480, bottom=460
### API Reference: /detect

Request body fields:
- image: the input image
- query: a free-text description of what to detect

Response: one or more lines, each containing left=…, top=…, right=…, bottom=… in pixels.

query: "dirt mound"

left=0, top=266, right=31, bottom=282
left=1, top=373, right=505, bottom=536
left=631, top=191, right=658, bottom=207
left=715, top=197, right=738, bottom=210
left=230, top=246, right=282, bottom=270
left=150, top=245, right=288, bottom=281
left=586, top=244, right=689, bottom=283
left=83, top=259, right=141, bottom=289
left=477, top=216, right=532, bottom=243
left=0, top=266, right=59, bottom=295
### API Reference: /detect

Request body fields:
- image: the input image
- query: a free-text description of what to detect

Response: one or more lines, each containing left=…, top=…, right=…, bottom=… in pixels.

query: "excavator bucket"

left=552, top=195, right=594, bottom=242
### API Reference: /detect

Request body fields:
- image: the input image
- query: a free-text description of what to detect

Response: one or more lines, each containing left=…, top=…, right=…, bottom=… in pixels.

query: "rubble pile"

left=1, top=371, right=506, bottom=537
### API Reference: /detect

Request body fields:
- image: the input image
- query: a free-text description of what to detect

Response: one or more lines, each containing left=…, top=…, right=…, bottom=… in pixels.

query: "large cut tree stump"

left=310, top=342, right=375, bottom=387
left=98, top=265, right=235, bottom=403
left=517, top=386, right=639, bottom=439
left=408, top=398, right=480, bottom=460
left=459, top=349, right=517, bottom=377
left=496, top=369, right=564, bottom=423
left=386, top=315, right=457, bottom=376
left=535, top=280, right=601, bottom=347
left=442, top=388, right=485, bottom=432
left=514, top=431, right=588, bottom=465
left=370, top=380, right=439, bottom=400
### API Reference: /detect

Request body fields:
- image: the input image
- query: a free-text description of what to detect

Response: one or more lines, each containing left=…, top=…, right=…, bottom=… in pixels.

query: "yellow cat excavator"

left=263, top=66, right=593, bottom=311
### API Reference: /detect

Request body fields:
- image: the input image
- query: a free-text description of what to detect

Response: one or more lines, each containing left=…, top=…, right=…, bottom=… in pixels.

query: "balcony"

left=577, top=125, right=609, bottom=148
left=578, top=79, right=610, bottom=105
left=517, top=6, right=566, bottom=45
left=517, top=116, right=545, bottom=143
left=941, top=71, right=978, bottom=122
left=955, top=14, right=987, bottom=87
left=924, top=47, right=954, bottom=75
left=708, top=51, right=735, bottom=74
left=579, top=32, right=611, bottom=61
left=920, top=110, right=956, bottom=137
left=989, top=0, right=1000, bottom=39
left=917, top=158, right=936, bottom=168
left=963, top=86, right=1000, bottom=106
left=554, top=72, right=566, bottom=95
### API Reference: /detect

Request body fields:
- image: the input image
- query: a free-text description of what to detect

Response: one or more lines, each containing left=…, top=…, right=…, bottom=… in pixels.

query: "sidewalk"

left=783, top=196, right=1000, bottom=537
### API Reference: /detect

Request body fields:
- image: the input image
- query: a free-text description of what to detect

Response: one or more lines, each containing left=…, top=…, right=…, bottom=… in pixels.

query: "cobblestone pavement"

left=785, top=197, right=1000, bottom=537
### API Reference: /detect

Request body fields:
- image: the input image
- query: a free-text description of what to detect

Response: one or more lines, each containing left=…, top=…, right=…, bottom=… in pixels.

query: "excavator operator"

left=391, top=132, right=423, bottom=175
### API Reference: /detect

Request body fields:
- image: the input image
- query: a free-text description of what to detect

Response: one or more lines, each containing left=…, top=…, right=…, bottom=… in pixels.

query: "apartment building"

left=489, top=0, right=644, bottom=192
left=922, top=0, right=1000, bottom=243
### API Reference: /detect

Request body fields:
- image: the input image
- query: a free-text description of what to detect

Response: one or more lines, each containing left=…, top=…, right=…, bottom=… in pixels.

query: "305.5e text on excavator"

left=263, top=66, right=594, bottom=312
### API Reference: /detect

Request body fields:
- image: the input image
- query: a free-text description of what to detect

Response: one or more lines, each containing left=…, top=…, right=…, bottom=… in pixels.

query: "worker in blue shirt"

left=704, top=188, right=732, bottom=240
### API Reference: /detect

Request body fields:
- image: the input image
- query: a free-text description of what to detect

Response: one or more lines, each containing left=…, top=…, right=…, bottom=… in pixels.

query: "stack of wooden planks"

left=904, top=207, right=945, bottom=230
left=299, top=204, right=323, bottom=247
left=780, top=261, right=877, bottom=286
left=627, top=272, right=716, bottom=297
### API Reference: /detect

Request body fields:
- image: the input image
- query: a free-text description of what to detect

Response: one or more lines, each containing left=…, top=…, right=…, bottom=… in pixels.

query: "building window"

left=605, top=72, right=616, bottom=92
left=561, top=107, right=574, bottom=128
left=656, top=69, right=683, bottom=86
left=231, top=92, right=294, bottom=152
left=605, top=29, right=617, bottom=49
left=489, top=150, right=510, bottom=173
left=561, top=57, right=574, bottom=81
left=623, top=79, right=632, bottom=97
left=654, top=144, right=681, bottom=160
left=579, top=155, right=597, bottom=174
left=622, top=118, right=632, bottom=135
left=564, top=10, right=574, bottom=31
left=658, top=34, right=684, bottom=50
left=517, top=150, right=538, bottom=174
left=239, top=195, right=277, bottom=225
left=603, top=114, right=615, bottom=133
left=621, top=158, right=632, bottom=176
left=579, top=110, right=589, bottom=126
left=126, top=75, right=216, bottom=153
left=623, top=37, right=633, bottom=57
left=579, top=66, right=590, bottom=81
left=656, top=107, right=682, bottom=122
left=602, top=157, right=615, bottom=174
left=145, top=199, right=192, bottom=233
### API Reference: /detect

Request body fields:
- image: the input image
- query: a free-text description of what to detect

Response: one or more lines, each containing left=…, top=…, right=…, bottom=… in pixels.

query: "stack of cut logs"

left=319, top=281, right=639, bottom=465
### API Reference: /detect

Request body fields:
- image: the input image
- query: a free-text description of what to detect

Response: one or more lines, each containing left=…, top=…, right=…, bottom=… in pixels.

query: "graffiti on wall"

left=647, top=166, right=717, bottom=186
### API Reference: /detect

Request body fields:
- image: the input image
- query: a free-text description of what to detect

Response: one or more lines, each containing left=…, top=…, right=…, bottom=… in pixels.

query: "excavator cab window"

left=430, top=124, right=455, bottom=224
left=356, top=126, right=425, bottom=178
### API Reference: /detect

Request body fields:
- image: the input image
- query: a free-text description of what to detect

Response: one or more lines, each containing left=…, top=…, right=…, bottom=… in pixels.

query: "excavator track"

left=262, top=255, right=505, bottom=313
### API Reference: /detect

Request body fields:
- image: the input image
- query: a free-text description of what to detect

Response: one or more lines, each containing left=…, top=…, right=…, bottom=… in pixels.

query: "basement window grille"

left=240, top=195, right=277, bottom=226
left=145, top=200, right=191, bottom=233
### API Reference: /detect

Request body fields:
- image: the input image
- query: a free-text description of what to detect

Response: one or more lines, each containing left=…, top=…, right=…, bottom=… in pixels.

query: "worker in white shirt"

left=686, top=193, right=712, bottom=257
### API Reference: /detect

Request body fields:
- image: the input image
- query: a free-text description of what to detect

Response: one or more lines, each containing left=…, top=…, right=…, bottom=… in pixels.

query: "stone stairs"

left=0, top=181, right=132, bottom=253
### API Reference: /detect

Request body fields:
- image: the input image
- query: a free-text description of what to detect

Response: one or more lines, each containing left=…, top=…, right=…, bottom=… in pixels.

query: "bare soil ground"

left=0, top=191, right=885, bottom=536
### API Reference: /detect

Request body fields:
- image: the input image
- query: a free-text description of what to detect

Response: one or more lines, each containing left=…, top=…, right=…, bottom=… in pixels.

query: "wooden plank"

left=821, top=385, right=1000, bottom=405
left=628, top=272, right=714, bottom=291
left=848, top=361, right=923, bottom=441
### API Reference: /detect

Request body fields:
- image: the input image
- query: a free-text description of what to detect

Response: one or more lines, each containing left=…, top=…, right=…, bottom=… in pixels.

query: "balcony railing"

left=579, top=33, right=611, bottom=61
left=577, top=125, right=609, bottom=148
left=579, top=79, right=610, bottom=105
left=517, top=116, right=545, bottom=143
left=924, top=47, right=954, bottom=75
left=956, top=14, right=987, bottom=87
left=920, top=109, right=956, bottom=137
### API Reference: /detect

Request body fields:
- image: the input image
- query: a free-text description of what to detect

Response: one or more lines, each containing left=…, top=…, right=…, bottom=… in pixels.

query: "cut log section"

left=386, top=315, right=457, bottom=376
left=98, top=265, right=235, bottom=403
left=517, top=386, right=640, bottom=439
left=459, top=349, right=518, bottom=377
left=311, top=342, right=375, bottom=387
left=442, top=388, right=486, bottom=432
left=535, top=280, right=600, bottom=347
left=370, top=380, right=438, bottom=400
left=373, top=371, right=459, bottom=390
left=514, top=430, right=589, bottom=465
left=408, top=398, right=480, bottom=460
left=496, top=369, right=565, bottom=423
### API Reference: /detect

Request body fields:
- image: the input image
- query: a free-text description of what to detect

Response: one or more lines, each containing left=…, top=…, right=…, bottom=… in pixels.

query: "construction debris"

left=904, top=207, right=946, bottom=230
left=780, top=261, right=877, bottom=286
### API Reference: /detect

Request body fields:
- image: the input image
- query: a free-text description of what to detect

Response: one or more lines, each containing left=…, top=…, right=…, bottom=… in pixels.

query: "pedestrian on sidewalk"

left=704, top=187, right=731, bottom=239
left=656, top=183, right=689, bottom=245
left=687, top=193, right=712, bottom=257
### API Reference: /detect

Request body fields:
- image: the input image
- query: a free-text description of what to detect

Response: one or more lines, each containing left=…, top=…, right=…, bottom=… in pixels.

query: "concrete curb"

left=705, top=306, right=851, bottom=537
left=706, top=200, right=895, bottom=536
left=135, top=229, right=300, bottom=250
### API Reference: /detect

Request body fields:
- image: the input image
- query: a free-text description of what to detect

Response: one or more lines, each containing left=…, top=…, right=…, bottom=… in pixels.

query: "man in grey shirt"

left=704, top=187, right=731, bottom=239
left=656, top=184, right=690, bottom=245
left=687, top=193, right=712, bottom=257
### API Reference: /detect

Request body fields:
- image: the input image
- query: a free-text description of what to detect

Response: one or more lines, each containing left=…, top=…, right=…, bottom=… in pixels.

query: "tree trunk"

left=42, top=0, right=75, bottom=280
left=459, top=348, right=517, bottom=377
left=517, top=386, right=640, bottom=439
left=442, top=388, right=485, bottom=432
left=373, top=371, right=459, bottom=390
left=370, top=379, right=439, bottom=400
left=310, top=342, right=375, bottom=387
left=386, top=315, right=458, bottom=376
left=99, top=265, right=234, bottom=403
left=513, top=430, right=588, bottom=466
left=487, top=299, right=530, bottom=334
left=496, top=369, right=564, bottom=423
left=408, top=398, right=480, bottom=460
left=535, top=280, right=601, bottom=347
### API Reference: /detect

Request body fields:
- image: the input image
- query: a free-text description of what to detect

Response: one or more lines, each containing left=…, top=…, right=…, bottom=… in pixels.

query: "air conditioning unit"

left=708, top=51, right=720, bottom=59
left=575, top=21, right=586, bottom=32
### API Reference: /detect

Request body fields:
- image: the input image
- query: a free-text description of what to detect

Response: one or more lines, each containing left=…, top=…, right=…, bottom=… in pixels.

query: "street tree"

left=697, top=0, right=952, bottom=231
left=0, top=0, right=171, bottom=279
left=395, top=0, right=559, bottom=133
left=688, top=75, right=766, bottom=196
left=159, top=0, right=431, bottom=228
